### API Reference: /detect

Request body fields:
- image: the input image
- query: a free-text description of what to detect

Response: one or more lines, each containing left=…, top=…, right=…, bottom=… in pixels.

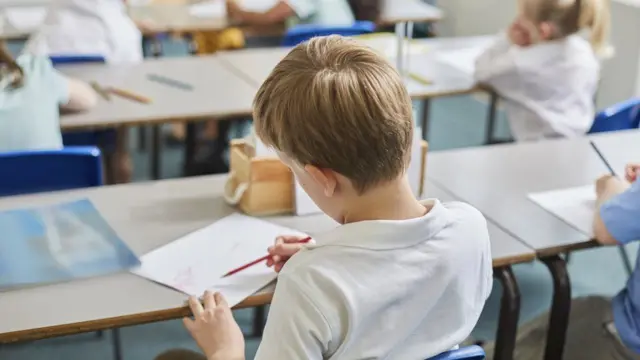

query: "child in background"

left=0, top=43, right=97, bottom=152
left=156, top=36, right=493, bottom=360
left=474, top=0, right=610, bottom=141
left=226, top=0, right=355, bottom=26
left=23, top=0, right=147, bottom=183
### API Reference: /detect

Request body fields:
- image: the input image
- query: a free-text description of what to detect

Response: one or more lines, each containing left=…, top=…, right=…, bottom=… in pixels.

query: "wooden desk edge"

left=0, top=292, right=273, bottom=344
left=0, top=250, right=535, bottom=343
left=535, top=239, right=599, bottom=258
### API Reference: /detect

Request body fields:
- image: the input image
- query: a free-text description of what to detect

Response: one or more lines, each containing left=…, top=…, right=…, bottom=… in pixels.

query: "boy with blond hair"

left=157, top=35, right=493, bottom=360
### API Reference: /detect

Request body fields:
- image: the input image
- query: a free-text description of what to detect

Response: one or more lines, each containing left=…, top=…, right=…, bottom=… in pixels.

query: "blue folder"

left=0, top=199, right=140, bottom=289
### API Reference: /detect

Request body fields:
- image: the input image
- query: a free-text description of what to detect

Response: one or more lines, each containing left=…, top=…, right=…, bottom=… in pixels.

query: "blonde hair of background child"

left=0, top=42, right=23, bottom=88
left=522, top=0, right=611, bottom=55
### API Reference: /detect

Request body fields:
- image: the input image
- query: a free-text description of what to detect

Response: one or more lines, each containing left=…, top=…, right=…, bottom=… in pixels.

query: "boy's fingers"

left=214, top=292, right=229, bottom=309
left=272, top=243, right=302, bottom=256
left=182, top=317, right=195, bottom=332
left=203, top=290, right=215, bottom=309
left=279, top=235, right=307, bottom=243
left=188, top=296, right=204, bottom=316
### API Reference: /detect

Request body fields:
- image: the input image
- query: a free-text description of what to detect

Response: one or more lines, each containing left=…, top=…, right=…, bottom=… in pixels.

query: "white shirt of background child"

left=475, top=33, right=599, bottom=141
left=24, top=0, right=142, bottom=64
left=255, top=199, right=493, bottom=360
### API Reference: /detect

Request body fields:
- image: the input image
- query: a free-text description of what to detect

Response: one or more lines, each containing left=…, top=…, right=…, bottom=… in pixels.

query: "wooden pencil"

left=408, top=72, right=433, bottom=85
left=90, top=81, right=111, bottom=101
left=109, top=87, right=152, bottom=104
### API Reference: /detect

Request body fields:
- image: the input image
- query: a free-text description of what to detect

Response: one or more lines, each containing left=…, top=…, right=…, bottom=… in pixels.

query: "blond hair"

left=253, top=35, right=413, bottom=194
left=523, top=0, right=611, bottom=55
left=0, top=41, right=23, bottom=88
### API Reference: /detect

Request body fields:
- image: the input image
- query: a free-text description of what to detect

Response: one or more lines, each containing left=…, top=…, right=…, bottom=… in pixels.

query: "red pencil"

left=223, top=236, right=312, bottom=277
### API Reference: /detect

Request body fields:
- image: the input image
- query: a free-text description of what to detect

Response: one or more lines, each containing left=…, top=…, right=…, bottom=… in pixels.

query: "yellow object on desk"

left=408, top=72, right=433, bottom=85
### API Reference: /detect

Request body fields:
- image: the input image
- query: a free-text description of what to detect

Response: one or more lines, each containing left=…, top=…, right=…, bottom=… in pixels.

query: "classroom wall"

left=437, top=0, right=640, bottom=109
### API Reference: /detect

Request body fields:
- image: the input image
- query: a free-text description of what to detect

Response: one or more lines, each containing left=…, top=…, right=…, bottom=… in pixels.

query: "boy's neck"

left=340, top=179, right=428, bottom=224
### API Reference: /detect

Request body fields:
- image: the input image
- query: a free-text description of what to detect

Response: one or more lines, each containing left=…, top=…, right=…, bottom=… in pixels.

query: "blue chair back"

left=589, top=97, right=640, bottom=134
left=0, top=147, right=103, bottom=196
left=49, top=54, right=106, bottom=65
left=428, top=345, right=485, bottom=360
left=282, top=21, right=376, bottom=46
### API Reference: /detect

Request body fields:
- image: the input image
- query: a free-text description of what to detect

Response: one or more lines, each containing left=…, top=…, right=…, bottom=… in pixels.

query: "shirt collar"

left=308, top=199, right=452, bottom=250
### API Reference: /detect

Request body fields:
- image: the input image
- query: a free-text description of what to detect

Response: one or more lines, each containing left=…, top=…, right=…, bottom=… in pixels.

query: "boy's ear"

left=304, top=164, right=337, bottom=197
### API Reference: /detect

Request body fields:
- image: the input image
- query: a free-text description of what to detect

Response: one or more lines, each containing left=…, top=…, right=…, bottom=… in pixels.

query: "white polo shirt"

left=474, top=33, right=599, bottom=141
left=255, top=199, right=493, bottom=360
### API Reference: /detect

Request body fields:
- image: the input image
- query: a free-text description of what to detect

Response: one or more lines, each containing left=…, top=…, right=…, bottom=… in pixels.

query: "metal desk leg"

left=253, top=305, right=266, bottom=337
left=112, top=328, right=123, bottom=360
left=485, top=92, right=498, bottom=145
left=421, top=99, right=431, bottom=141
left=541, top=255, right=571, bottom=360
left=183, top=123, right=197, bottom=175
left=150, top=125, right=162, bottom=180
left=493, top=266, right=520, bottom=360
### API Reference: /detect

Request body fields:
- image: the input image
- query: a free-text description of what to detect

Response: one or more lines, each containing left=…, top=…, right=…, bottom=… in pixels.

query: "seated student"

left=23, top=0, right=148, bottom=183
left=225, top=0, right=355, bottom=26
left=0, top=43, right=97, bottom=152
left=483, top=163, right=640, bottom=360
left=156, top=35, right=493, bottom=360
left=474, top=0, right=610, bottom=142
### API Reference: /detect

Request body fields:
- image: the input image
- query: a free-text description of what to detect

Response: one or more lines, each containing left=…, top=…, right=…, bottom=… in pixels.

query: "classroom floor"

left=2, top=41, right=637, bottom=360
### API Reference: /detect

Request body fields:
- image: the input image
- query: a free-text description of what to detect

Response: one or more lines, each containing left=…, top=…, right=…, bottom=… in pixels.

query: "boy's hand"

left=226, top=0, right=242, bottom=20
left=596, top=175, right=629, bottom=199
left=625, top=163, right=640, bottom=183
left=508, top=19, right=531, bottom=47
left=266, top=235, right=309, bottom=273
left=183, top=291, right=245, bottom=360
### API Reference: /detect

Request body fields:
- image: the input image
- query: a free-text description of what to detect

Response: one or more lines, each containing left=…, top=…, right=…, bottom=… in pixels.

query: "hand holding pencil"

left=266, top=235, right=313, bottom=273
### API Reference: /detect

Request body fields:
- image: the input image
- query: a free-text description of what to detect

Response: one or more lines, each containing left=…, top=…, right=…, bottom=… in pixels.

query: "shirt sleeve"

left=285, top=0, right=316, bottom=19
left=600, top=180, right=640, bottom=244
left=474, top=33, right=519, bottom=88
left=254, top=274, right=332, bottom=360
left=41, top=57, right=70, bottom=106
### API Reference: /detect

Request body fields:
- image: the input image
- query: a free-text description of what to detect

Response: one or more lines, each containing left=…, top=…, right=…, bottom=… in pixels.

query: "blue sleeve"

left=600, top=180, right=640, bottom=244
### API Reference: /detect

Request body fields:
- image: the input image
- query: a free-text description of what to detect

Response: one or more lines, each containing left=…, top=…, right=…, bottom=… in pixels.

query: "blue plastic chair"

left=49, top=54, right=106, bottom=65
left=429, top=345, right=485, bottom=360
left=282, top=21, right=376, bottom=46
left=589, top=97, right=640, bottom=134
left=0, top=147, right=102, bottom=197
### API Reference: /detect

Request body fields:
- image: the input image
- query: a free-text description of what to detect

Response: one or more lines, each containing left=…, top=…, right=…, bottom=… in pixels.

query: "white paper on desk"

left=294, top=128, right=424, bottom=216
left=528, top=185, right=595, bottom=236
left=435, top=46, right=487, bottom=75
left=4, top=6, right=46, bottom=31
left=132, top=214, right=307, bottom=306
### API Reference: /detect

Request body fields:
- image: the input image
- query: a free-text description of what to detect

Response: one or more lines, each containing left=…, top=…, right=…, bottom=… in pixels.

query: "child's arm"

left=594, top=175, right=640, bottom=246
left=62, top=78, right=98, bottom=112
left=474, top=33, right=518, bottom=86
left=254, top=274, right=330, bottom=359
left=226, top=0, right=298, bottom=25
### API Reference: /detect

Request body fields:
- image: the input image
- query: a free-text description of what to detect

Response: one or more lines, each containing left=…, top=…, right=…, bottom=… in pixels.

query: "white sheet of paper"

left=528, top=185, right=595, bottom=236
left=132, top=214, right=307, bottom=306
left=4, top=6, right=46, bottom=31
left=294, top=128, right=424, bottom=216
left=239, top=0, right=276, bottom=12
left=435, top=46, right=487, bottom=75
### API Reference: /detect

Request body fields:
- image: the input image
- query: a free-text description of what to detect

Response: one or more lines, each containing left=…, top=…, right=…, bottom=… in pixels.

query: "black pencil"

left=589, top=140, right=617, bottom=176
left=147, top=74, right=193, bottom=91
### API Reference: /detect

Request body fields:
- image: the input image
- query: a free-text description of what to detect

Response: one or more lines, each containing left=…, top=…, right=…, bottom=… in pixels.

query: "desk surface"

left=427, top=130, right=640, bottom=256
left=0, top=175, right=532, bottom=343
left=218, top=35, right=490, bottom=99
left=59, top=56, right=255, bottom=130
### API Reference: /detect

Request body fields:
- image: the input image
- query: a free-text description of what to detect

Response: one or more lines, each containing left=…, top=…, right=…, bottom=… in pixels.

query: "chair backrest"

left=282, top=21, right=376, bottom=46
left=0, top=147, right=103, bottom=196
left=589, top=97, right=640, bottom=134
left=49, top=54, right=106, bottom=65
left=428, top=345, right=486, bottom=360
